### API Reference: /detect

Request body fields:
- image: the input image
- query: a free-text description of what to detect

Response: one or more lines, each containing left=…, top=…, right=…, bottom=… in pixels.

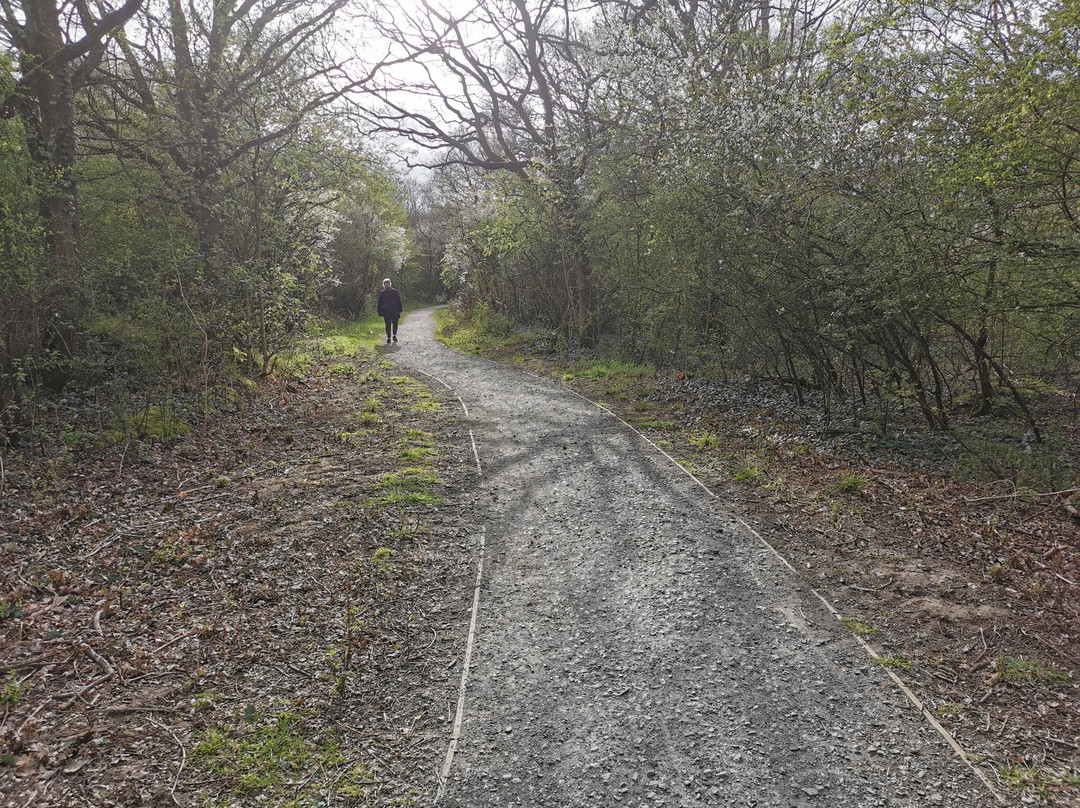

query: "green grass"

left=996, top=761, right=1053, bottom=801
left=401, top=428, right=435, bottom=444
left=831, top=471, right=871, bottom=496
left=631, top=416, right=677, bottom=430
left=277, top=308, right=430, bottom=372
left=390, top=375, right=443, bottom=412
left=434, top=306, right=657, bottom=406
left=840, top=617, right=878, bottom=637
left=191, top=691, right=218, bottom=712
left=369, top=468, right=442, bottom=507
left=399, top=430, right=437, bottom=464
left=434, top=305, right=502, bottom=355
left=561, top=359, right=654, bottom=395
left=271, top=317, right=379, bottom=375
left=873, top=655, right=911, bottom=670
left=107, top=404, right=191, bottom=443
left=192, top=708, right=382, bottom=803
left=194, top=708, right=356, bottom=803
left=412, top=392, right=442, bottom=412
left=400, top=446, right=436, bottom=462
left=398, top=429, right=436, bottom=464
left=689, top=431, right=721, bottom=450
left=369, top=547, right=394, bottom=573
left=732, top=462, right=766, bottom=483
left=2, top=670, right=29, bottom=705
left=377, top=468, right=438, bottom=487
left=434, top=304, right=557, bottom=359
left=328, top=362, right=355, bottom=377
left=995, top=761, right=1080, bottom=801
left=932, top=701, right=965, bottom=721
left=315, top=315, right=385, bottom=355
left=998, top=656, right=1072, bottom=687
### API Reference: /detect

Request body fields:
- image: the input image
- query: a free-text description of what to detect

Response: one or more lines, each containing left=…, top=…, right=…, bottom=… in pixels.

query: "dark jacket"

left=377, top=287, right=402, bottom=317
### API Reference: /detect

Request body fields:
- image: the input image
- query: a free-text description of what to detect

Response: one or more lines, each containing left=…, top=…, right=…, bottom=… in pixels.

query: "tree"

left=0, top=55, right=48, bottom=438
left=87, top=0, right=355, bottom=257
left=329, top=159, right=413, bottom=316
left=403, top=176, right=450, bottom=303
left=1, top=0, right=142, bottom=264
left=0, top=0, right=142, bottom=401
left=362, top=0, right=602, bottom=337
left=74, top=0, right=382, bottom=378
left=575, top=0, right=1076, bottom=438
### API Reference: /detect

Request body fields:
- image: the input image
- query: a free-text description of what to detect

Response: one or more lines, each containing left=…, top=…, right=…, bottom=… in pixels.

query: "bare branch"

left=359, top=0, right=593, bottom=177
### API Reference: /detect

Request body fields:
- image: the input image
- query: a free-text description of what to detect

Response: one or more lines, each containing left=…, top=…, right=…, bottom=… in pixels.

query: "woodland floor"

left=1, top=324, right=1079, bottom=806
left=1, top=343, right=480, bottom=807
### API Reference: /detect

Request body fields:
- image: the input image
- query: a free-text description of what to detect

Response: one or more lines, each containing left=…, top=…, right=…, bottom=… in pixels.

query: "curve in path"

left=389, top=308, right=1005, bottom=808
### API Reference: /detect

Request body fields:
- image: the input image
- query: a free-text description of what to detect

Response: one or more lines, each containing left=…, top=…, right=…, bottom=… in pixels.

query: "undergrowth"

left=435, top=304, right=1077, bottom=496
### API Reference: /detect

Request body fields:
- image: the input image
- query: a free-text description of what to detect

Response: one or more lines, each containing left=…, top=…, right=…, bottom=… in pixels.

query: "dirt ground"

left=0, top=342, right=479, bottom=806
left=1, top=307, right=1077, bottom=806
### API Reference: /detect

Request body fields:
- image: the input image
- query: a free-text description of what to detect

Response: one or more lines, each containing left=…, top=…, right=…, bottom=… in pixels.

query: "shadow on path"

left=392, top=307, right=1004, bottom=808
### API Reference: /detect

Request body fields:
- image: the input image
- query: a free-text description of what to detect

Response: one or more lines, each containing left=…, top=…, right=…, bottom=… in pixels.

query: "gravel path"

left=391, top=308, right=1006, bottom=808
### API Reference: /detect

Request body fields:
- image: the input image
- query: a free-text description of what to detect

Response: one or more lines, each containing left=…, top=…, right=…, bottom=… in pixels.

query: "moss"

left=108, top=405, right=191, bottom=443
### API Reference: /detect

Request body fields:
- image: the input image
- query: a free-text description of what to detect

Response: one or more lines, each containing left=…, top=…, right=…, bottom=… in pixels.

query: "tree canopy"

left=365, top=0, right=1077, bottom=442
left=2, top=0, right=1077, bottom=453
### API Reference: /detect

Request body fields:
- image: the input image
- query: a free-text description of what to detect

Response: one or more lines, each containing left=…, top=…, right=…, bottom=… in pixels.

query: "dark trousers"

left=383, top=315, right=399, bottom=338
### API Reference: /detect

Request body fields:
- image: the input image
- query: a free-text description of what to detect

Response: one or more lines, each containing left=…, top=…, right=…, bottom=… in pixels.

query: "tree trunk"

left=23, top=0, right=81, bottom=267
left=970, top=330, right=996, bottom=416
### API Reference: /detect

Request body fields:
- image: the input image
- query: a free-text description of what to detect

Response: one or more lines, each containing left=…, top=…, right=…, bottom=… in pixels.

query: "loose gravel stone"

left=393, top=308, right=1006, bottom=808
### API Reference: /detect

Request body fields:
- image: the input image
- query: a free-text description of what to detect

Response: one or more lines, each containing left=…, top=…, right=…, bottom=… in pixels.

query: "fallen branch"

left=84, top=532, right=121, bottom=560
left=1047, top=735, right=1080, bottom=751
left=964, top=486, right=1080, bottom=504
left=149, top=631, right=199, bottom=656
left=80, top=643, right=116, bottom=679
left=57, top=673, right=114, bottom=711
left=102, top=705, right=186, bottom=715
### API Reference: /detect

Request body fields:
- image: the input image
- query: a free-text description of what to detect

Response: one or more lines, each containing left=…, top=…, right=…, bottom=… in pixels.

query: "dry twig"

left=147, top=717, right=186, bottom=805
left=80, top=643, right=116, bottom=679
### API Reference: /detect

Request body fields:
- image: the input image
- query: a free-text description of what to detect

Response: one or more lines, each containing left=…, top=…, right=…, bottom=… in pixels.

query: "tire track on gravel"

left=390, top=308, right=1007, bottom=808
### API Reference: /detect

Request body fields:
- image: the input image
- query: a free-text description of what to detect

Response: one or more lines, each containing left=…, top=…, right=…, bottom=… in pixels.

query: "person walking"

left=377, top=278, right=403, bottom=344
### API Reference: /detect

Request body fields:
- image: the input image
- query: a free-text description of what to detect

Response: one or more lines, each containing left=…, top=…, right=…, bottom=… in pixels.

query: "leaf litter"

left=0, top=348, right=478, bottom=807
left=3, top=334, right=1080, bottom=806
